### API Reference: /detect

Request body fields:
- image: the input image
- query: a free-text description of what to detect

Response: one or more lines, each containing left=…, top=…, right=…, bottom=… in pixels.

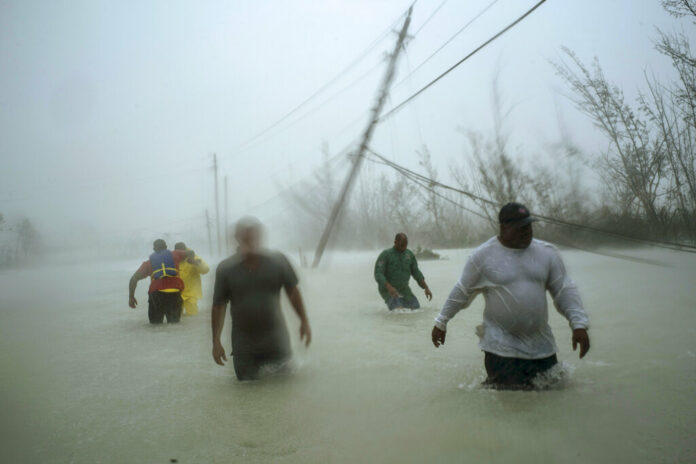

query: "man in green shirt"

left=374, top=233, right=433, bottom=310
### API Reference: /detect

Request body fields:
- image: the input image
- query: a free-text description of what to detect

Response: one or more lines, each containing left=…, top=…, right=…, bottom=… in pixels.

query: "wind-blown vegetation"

left=284, top=1, right=695, bottom=251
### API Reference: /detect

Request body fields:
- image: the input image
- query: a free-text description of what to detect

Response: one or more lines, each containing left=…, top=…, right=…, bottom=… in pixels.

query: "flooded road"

left=1, top=247, right=694, bottom=463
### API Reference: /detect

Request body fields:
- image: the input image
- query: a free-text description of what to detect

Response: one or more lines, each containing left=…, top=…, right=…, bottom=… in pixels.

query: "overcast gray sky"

left=1, top=0, right=692, bottom=249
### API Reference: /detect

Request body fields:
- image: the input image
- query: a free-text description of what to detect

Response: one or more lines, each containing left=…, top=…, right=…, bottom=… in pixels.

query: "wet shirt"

left=213, top=251, right=298, bottom=356
left=435, top=237, right=589, bottom=360
left=374, top=247, right=425, bottom=302
left=137, top=249, right=188, bottom=293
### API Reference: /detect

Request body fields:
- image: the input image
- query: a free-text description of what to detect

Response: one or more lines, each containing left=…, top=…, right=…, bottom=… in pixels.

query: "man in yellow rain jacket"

left=174, top=242, right=210, bottom=316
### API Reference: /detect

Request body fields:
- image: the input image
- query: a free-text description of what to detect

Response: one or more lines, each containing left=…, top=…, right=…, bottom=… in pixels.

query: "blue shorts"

left=386, top=295, right=420, bottom=310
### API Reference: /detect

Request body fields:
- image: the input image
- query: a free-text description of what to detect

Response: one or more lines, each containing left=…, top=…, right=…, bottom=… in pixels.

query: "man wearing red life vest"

left=128, top=239, right=194, bottom=324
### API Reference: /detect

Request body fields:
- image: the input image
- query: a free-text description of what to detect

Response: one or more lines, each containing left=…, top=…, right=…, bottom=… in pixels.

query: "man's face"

left=236, top=227, right=261, bottom=253
left=394, top=234, right=408, bottom=252
left=499, top=223, right=533, bottom=249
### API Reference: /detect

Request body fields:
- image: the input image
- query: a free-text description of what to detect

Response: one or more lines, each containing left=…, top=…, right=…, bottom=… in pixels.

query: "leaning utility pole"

left=312, top=6, right=412, bottom=268
left=212, top=153, right=221, bottom=256
left=205, top=209, right=213, bottom=257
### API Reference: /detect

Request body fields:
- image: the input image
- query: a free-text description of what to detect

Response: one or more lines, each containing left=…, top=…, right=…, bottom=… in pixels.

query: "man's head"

left=498, top=202, right=536, bottom=249
left=174, top=242, right=187, bottom=251
left=235, top=216, right=263, bottom=254
left=153, top=239, right=167, bottom=252
left=394, top=233, right=408, bottom=252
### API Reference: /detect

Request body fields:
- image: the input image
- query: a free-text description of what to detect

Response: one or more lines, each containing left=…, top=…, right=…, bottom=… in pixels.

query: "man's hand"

left=300, top=319, right=312, bottom=347
left=572, top=328, right=590, bottom=358
left=432, top=326, right=446, bottom=348
left=385, top=283, right=399, bottom=298
left=212, top=340, right=227, bottom=366
left=128, top=296, right=138, bottom=308
left=424, top=287, right=433, bottom=301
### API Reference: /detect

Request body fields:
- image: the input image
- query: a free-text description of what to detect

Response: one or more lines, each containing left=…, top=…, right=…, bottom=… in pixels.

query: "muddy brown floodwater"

left=1, top=247, right=694, bottom=463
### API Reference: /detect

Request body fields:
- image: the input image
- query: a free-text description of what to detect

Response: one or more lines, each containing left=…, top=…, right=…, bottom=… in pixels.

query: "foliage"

left=552, top=3, right=696, bottom=241
left=282, top=2, right=696, bottom=250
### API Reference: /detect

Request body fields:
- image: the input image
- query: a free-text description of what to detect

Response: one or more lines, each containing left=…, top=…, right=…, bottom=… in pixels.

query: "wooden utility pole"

left=213, top=153, right=221, bottom=256
left=312, top=7, right=412, bottom=268
left=224, top=175, right=229, bottom=256
left=205, top=209, right=213, bottom=257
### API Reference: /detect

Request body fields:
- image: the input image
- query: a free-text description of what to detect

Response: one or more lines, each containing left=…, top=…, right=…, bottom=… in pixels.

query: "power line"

left=365, top=151, right=650, bottom=267
left=365, top=148, right=696, bottom=253
left=221, top=1, right=449, bottom=167
left=313, top=6, right=414, bottom=267
left=236, top=58, right=386, bottom=153
left=394, top=0, right=501, bottom=89
left=380, top=0, right=547, bottom=122
left=228, top=4, right=415, bottom=156
left=368, top=153, right=490, bottom=221
left=412, top=0, right=449, bottom=36
left=366, top=148, right=495, bottom=204
left=241, top=142, right=355, bottom=214
left=274, top=0, right=448, bottom=147
left=401, top=49, right=425, bottom=146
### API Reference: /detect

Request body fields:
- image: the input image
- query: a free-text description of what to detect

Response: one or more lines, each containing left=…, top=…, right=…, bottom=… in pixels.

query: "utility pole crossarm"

left=312, top=6, right=413, bottom=268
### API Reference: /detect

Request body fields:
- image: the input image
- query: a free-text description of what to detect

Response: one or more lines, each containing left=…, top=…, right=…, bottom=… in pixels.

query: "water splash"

left=455, top=361, right=577, bottom=391
left=388, top=307, right=425, bottom=315
left=531, top=360, right=576, bottom=390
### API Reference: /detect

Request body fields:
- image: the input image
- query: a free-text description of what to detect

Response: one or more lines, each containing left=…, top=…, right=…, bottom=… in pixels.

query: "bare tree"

left=453, top=78, right=535, bottom=229
left=662, top=0, right=696, bottom=19
left=553, top=1, right=696, bottom=241
left=17, top=218, right=41, bottom=257
left=416, top=146, right=449, bottom=244
left=650, top=7, right=696, bottom=236
left=553, top=49, right=665, bottom=231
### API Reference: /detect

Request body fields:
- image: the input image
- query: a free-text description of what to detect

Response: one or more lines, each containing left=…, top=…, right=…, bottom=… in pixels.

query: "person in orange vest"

left=128, top=239, right=194, bottom=324
left=174, top=242, right=209, bottom=316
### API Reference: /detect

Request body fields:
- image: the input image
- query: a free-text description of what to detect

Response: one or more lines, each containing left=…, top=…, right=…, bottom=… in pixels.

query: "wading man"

left=128, top=239, right=194, bottom=324
left=211, top=217, right=311, bottom=381
left=174, top=242, right=209, bottom=316
left=431, top=203, right=590, bottom=389
left=374, top=233, right=432, bottom=310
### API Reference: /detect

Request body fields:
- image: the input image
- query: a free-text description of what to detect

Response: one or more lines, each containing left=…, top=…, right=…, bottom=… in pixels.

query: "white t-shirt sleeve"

left=546, top=246, right=589, bottom=330
left=434, top=255, right=483, bottom=331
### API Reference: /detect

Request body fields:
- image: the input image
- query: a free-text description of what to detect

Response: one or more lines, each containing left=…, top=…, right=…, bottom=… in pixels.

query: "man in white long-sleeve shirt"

left=431, top=202, right=590, bottom=389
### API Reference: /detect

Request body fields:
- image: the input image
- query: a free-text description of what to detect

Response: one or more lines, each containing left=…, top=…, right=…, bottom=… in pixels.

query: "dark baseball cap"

left=498, top=202, right=538, bottom=228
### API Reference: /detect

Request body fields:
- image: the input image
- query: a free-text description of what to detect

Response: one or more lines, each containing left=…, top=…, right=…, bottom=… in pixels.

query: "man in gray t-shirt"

left=212, top=217, right=311, bottom=381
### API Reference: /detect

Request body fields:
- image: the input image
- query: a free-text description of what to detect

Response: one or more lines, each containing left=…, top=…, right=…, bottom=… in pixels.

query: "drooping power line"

left=380, top=0, right=547, bottom=122
left=365, top=148, right=696, bottom=253
left=228, top=4, right=416, bottom=156
left=394, top=0, right=502, bottom=89
left=412, top=0, right=450, bottom=36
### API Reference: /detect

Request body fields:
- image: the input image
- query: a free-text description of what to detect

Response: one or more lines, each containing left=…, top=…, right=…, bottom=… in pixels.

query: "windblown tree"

left=416, top=146, right=449, bottom=244
left=17, top=218, right=41, bottom=256
left=284, top=143, right=345, bottom=247
left=554, top=0, right=696, bottom=241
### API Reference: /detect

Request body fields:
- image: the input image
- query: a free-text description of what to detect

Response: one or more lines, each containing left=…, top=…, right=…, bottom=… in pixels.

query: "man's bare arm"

left=285, top=286, right=311, bottom=347
left=128, top=270, right=147, bottom=308
left=417, top=279, right=433, bottom=300
left=211, top=303, right=227, bottom=365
